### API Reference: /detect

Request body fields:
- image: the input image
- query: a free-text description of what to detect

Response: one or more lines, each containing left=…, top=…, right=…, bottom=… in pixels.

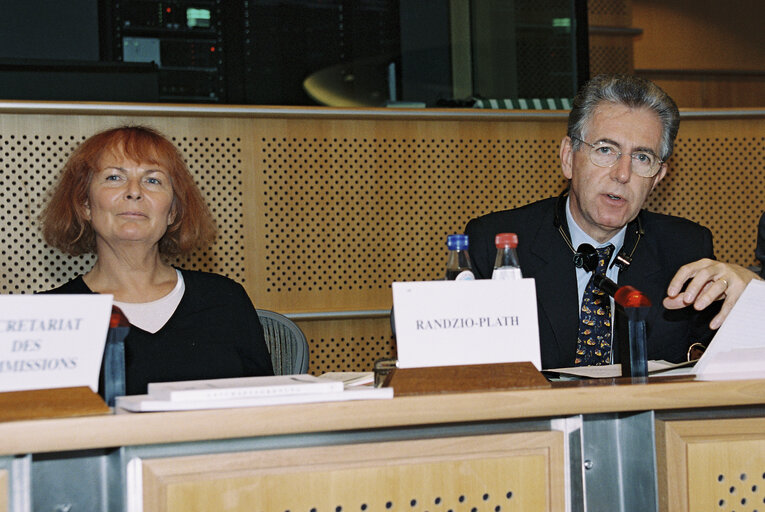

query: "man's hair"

left=567, top=74, right=680, bottom=161
left=40, top=125, right=217, bottom=256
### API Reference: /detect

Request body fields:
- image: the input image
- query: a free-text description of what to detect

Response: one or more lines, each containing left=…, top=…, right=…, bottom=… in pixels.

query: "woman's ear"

left=167, top=201, right=177, bottom=225
left=83, top=200, right=91, bottom=221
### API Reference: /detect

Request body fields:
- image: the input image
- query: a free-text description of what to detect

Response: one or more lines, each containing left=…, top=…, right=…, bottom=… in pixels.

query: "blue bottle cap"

left=447, top=234, right=469, bottom=251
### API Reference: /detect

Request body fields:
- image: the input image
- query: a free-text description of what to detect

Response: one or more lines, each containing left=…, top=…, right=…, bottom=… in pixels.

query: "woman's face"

left=85, top=152, right=175, bottom=251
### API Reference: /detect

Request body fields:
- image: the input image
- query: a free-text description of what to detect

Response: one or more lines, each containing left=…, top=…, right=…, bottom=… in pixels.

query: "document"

left=547, top=360, right=691, bottom=379
left=694, top=280, right=765, bottom=380
left=147, top=374, right=343, bottom=401
left=115, top=386, right=393, bottom=412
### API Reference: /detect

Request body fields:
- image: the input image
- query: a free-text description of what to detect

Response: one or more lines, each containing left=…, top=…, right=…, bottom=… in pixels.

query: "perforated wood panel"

left=297, top=317, right=394, bottom=375
left=657, top=417, right=765, bottom=512
left=252, top=119, right=565, bottom=313
left=646, top=119, right=765, bottom=266
left=588, top=0, right=631, bottom=27
left=588, top=0, right=634, bottom=77
left=688, top=440, right=765, bottom=512
left=138, top=431, right=565, bottom=512
left=589, top=35, right=633, bottom=76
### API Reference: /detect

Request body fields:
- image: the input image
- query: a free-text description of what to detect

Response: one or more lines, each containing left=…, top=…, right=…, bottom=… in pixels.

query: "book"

left=317, top=372, right=374, bottom=388
left=115, top=386, right=393, bottom=412
left=146, top=374, right=343, bottom=402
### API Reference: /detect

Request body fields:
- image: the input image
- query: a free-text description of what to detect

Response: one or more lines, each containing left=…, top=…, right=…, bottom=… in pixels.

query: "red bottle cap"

left=494, top=233, right=518, bottom=249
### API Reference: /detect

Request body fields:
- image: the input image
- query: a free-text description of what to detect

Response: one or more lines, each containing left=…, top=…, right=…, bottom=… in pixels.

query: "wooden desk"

left=2, top=377, right=765, bottom=511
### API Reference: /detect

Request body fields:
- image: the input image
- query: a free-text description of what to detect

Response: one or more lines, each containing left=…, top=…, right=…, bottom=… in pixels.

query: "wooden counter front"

left=2, top=376, right=765, bottom=456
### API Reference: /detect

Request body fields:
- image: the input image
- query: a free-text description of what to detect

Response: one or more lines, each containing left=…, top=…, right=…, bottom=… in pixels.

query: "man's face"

left=560, top=102, right=667, bottom=243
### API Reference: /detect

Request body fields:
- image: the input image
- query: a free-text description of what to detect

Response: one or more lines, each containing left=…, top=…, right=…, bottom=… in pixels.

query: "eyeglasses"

left=571, top=137, right=664, bottom=178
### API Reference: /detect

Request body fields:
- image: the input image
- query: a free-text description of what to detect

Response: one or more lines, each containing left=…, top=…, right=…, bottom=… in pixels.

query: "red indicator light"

left=166, top=7, right=172, bottom=13
left=614, top=286, right=652, bottom=308
left=110, top=306, right=130, bottom=328
left=210, top=46, right=216, bottom=52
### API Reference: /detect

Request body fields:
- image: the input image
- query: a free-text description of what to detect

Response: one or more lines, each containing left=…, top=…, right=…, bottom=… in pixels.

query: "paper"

left=547, top=360, right=689, bottom=379
left=392, top=279, right=541, bottom=370
left=318, top=372, right=375, bottom=388
left=147, top=374, right=343, bottom=401
left=115, top=386, right=393, bottom=412
left=0, top=294, right=113, bottom=393
left=694, top=280, right=765, bottom=380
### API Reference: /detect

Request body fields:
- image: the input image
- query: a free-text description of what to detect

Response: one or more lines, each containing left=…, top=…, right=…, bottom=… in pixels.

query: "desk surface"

left=2, top=376, right=765, bottom=456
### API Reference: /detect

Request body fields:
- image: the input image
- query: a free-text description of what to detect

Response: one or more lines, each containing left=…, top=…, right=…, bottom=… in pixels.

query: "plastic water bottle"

left=445, top=234, right=475, bottom=280
left=492, top=232, right=522, bottom=280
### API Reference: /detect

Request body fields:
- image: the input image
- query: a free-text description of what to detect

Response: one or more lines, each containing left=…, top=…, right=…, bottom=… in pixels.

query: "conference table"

left=1, top=373, right=765, bottom=512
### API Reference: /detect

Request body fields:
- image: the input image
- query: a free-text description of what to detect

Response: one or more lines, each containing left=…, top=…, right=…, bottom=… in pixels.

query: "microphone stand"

left=593, top=275, right=651, bottom=378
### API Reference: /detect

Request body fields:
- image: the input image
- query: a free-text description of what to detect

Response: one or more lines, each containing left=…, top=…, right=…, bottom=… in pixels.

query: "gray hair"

left=567, top=74, right=680, bottom=161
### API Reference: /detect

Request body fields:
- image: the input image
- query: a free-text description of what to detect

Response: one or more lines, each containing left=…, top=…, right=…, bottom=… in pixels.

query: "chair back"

left=257, top=309, right=309, bottom=375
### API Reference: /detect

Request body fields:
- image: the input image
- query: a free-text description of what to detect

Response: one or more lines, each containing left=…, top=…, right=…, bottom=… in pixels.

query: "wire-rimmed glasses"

left=571, top=137, right=664, bottom=177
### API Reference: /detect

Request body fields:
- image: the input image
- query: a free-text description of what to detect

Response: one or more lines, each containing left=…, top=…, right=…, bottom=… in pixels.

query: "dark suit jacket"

left=465, top=197, right=717, bottom=369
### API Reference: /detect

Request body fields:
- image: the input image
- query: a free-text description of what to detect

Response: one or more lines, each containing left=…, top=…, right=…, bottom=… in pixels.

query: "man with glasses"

left=465, top=74, right=761, bottom=369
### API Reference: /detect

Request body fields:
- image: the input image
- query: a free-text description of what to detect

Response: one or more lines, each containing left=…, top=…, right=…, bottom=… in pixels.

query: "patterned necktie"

left=574, top=244, right=615, bottom=366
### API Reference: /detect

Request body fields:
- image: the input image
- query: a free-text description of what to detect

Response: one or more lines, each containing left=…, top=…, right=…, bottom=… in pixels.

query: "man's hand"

left=663, top=258, right=763, bottom=329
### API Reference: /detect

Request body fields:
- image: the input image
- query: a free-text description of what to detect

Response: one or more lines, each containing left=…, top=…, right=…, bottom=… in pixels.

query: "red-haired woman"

left=41, top=125, right=273, bottom=395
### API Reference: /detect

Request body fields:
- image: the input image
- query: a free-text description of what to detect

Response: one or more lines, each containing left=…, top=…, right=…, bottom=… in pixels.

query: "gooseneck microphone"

left=574, top=242, right=652, bottom=378
left=592, top=275, right=652, bottom=378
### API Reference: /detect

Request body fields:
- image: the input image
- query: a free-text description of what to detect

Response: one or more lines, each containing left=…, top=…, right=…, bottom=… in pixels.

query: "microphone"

left=103, top=306, right=129, bottom=407
left=592, top=275, right=652, bottom=378
left=574, top=241, right=652, bottom=377
left=573, top=243, right=598, bottom=272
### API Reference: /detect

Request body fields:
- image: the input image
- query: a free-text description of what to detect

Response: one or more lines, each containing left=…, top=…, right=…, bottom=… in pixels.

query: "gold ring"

left=719, top=278, right=729, bottom=289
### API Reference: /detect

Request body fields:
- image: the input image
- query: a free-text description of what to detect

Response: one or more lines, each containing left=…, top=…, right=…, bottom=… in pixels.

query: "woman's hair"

left=40, top=125, right=217, bottom=256
left=567, top=74, right=680, bottom=162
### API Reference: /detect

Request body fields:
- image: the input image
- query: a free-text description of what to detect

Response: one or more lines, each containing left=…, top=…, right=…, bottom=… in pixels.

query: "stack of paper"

left=115, top=374, right=392, bottom=412
left=694, top=280, right=765, bottom=381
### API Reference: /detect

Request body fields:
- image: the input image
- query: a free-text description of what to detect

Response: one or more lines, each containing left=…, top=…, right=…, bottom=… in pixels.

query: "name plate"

left=0, top=294, right=113, bottom=393
left=392, top=279, right=541, bottom=369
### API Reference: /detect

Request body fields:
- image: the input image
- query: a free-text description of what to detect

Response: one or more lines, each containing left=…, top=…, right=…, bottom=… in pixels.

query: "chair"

left=257, top=309, right=309, bottom=375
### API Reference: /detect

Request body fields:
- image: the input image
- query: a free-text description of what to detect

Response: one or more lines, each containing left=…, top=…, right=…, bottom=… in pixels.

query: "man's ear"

left=560, top=136, right=574, bottom=180
left=650, top=162, right=668, bottom=192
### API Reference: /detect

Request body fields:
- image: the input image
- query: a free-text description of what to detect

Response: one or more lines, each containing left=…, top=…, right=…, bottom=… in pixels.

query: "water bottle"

left=445, top=234, right=475, bottom=280
left=492, top=232, right=522, bottom=280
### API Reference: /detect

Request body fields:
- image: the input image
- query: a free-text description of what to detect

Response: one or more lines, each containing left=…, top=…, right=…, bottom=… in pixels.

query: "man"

left=465, top=74, right=760, bottom=369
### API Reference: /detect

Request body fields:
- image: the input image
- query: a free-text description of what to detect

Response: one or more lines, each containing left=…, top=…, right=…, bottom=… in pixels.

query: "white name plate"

left=0, top=294, right=113, bottom=393
left=392, top=279, right=541, bottom=370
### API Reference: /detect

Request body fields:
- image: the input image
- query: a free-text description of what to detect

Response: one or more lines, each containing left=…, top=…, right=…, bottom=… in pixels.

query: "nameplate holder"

left=384, top=362, right=550, bottom=396
left=392, top=279, right=541, bottom=370
left=0, top=386, right=109, bottom=422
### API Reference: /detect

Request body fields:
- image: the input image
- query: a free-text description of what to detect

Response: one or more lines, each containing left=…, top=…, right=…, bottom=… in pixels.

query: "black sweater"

left=43, top=269, right=274, bottom=395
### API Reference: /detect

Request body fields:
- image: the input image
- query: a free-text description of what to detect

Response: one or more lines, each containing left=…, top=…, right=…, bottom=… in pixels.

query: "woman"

left=40, top=125, right=273, bottom=395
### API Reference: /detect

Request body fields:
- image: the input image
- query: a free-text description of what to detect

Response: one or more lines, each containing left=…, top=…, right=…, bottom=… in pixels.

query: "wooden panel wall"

left=1, top=105, right=763, bottom=375
left=633, top=0, right=765, bottom=108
